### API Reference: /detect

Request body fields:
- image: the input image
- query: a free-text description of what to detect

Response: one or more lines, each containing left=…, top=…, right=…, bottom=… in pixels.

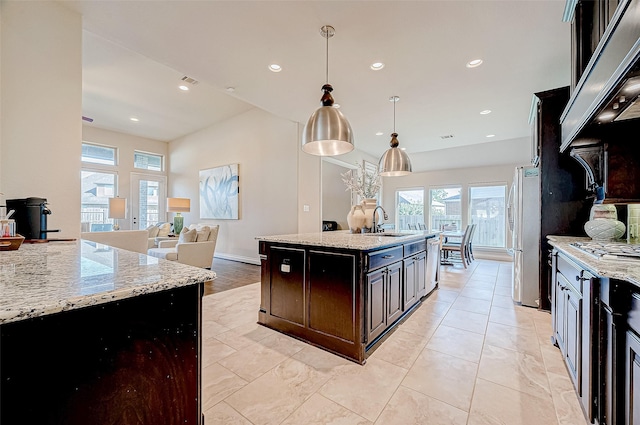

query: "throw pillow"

left=147, top=224, right=159, bottom=238
left=195, top=225, right=211, bottom=242
left=157, top=222, right=172, bottom=237
left=178, top=227, right=197, bottom=243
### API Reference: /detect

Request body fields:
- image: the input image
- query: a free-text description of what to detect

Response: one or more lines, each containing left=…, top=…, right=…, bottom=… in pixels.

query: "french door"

left=130, top=173, right=166, bottom=230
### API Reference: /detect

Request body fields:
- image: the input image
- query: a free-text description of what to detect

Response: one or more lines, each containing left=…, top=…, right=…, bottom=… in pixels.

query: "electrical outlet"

left=303, top=205, right=310, bottom=212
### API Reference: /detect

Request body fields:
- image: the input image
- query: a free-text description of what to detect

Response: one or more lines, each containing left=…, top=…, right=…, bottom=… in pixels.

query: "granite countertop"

left=256, top=230, right=439, bottom=251
left=0, top=240, right=216, bottom=325
left=548, top=235, right=640, bottom=285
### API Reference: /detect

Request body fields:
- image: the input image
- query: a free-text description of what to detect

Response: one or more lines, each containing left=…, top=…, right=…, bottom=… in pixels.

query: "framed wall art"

left=199, top=164, right=239, bottom=219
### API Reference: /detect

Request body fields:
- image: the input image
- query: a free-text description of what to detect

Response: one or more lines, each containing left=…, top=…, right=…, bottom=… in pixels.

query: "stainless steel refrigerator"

left=507, top=166, right=540, bottom=307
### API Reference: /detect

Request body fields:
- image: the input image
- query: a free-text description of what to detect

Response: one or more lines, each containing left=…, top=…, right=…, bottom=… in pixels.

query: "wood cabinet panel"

left=367, top=268, right=386, bottom=343
left=627, top=330, right=640, bottom=425
left=416, top=252, right=427, bottom=298
left=566, top=285, right=583, bottom=391
left=269, top=247, right=305, bottom=325
left=387, top=262, right=403, bottom=325
left=403, top=256, right=417, bottom=309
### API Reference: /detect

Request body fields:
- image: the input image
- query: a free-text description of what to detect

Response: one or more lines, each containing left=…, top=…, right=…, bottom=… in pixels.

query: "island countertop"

left=0, top=240, right=216, bottom=325
left=256, top=230, right=439, bottom=251
left=548, top=235, right=640, bottom=285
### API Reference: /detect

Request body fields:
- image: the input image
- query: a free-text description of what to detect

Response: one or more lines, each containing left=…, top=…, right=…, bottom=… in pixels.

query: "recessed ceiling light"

left=178, top=85, right=189, bottom=91
left=480, top=109, right=492, bottom=115
left=466, top=59, right=483, bottom=68
left=370, top=62, right=385, bottom=71
left=130, top=117, right=139, bottom=122
left=226, top=87, right=235, bottom=93
left=486, top=134, right=495, bottom=138
left=268, top=64, right=282, bottom=72
left=375, top=132, right=384, bottom=136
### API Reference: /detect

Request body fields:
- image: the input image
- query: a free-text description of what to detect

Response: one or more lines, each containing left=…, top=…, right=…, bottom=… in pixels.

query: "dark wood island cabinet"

left=257, top=231, right=439, bottom=364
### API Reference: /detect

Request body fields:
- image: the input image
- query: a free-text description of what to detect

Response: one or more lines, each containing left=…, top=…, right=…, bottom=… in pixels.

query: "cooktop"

left=570, top=241, right=640, bottom=260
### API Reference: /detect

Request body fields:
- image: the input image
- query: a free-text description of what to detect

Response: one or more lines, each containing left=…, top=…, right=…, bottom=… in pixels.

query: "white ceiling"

left=66, top=1, right=570, bottom=171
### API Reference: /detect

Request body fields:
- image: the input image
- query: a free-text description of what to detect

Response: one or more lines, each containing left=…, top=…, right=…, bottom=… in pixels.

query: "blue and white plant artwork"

left=199, top=164, right=239, bottom=219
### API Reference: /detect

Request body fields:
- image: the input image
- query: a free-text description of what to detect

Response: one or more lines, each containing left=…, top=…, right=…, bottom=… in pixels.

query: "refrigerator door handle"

left=507, top=183, right=515, bottom=232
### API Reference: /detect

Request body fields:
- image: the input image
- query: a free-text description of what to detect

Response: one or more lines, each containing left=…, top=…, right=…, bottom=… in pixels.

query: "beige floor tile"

left=495, top=275, right=512, bottom=288
left=419, top=299, right=452, bottom=317
left=441, top=308, right=489, bottom=334
left=218, top=340, right=289, bottom=382
left=214, top=322, right=275, bottom=351
left=540, top=343, right=570, bottom=378
left=489, top=305, right=537, bottom=330
left=493, top=285, right=512, bottom=296
left=401, top=348, right=478, bottom=411
left=460, top=287, right=494, bottom=301
left=470, top=272, right=498, bottom=282
left=426, top=325, right=485, bottom=363
left=202, top=363, right=248, bottom=412
left=258, top=331, right=308, bottom=357
left=464, top=280, right=496, bottom=291
left=478, top=344, right=551, bottom=400
left=492, top=294, right=518, bottom=309
left=547, top=372, right=590, bottom=425
left=282, top=393, right=372, bottom=425
left=451, top=295, right=492, bottom=315
left=439, top=271, right=470, bottom=283
left=427, top=288, right=460, bottom=303
left=369, top=328, right=430, bottom=369
left=398, top=309, right=442, bottom=337
left=292, top=345, right=354, bottom=375
left=468, top=378, right=559, bottom=425
left=202, top=337, right=237, bottom=367
left=319, top=357, right=407, bottom=422
left=375, top=386, right=468, bottom=425
left=438, top=279, right=467, bottom=291
left=204, top=401, right=252, bottom=425
left=202, top=318, right=231, bottom=339
left=485, top=322, right=543, bottom=358
left=225, top=357, right=331, bottom=425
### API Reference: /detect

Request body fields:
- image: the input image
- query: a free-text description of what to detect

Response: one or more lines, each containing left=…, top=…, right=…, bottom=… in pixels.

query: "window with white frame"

left=82, top=143, right=117, bottom=166
left=81, top=170, right=117, bottom=231
left=469, top=185, right=506, bottom=248
left=134, top=151, right=163, bottom=171
left=396, top=189, right=424, bottom=230
left=429, top=187, right=462, bottom=231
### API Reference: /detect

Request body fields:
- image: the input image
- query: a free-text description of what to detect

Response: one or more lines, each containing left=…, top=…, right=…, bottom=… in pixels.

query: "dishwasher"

left=426, top=237, right=441, bottom=294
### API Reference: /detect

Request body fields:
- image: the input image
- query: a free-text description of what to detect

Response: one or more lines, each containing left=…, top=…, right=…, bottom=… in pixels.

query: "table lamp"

left=108, top=197, right=127, bottom=231
left=167, top=197, right=190, bottom=234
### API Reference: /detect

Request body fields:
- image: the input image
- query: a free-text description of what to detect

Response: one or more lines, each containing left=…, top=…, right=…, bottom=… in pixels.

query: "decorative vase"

left=361, top=198, right=378, bottom=231
left=584, top=204, right=626, bottom=242
left=347, top=204, right=366, bottom=233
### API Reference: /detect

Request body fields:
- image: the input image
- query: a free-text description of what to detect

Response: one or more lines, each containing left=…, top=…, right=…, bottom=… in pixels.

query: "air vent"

left=440, top=134, right=454, bottom=139
left=181, top=76, right=199, bottom=85
left=82, top=116, right=94, bottom=123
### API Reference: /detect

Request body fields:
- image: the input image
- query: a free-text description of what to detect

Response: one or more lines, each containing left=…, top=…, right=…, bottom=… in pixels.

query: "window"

left=82, top=143, right=116, bottom=166
left=81, top=170, right=117, bottom=231
left=134, top=151, right=163, bottom=171
left=396, top=189, right=424, bottom=230
left=430, top=187, right=461, bottom=231
left=469, top=185, right=506, bottom=248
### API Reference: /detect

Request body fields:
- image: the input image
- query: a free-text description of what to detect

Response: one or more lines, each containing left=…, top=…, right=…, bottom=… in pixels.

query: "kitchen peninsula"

left=257, top=231, right=439, bottom=364
left=0, top=240, right=215, bottom=424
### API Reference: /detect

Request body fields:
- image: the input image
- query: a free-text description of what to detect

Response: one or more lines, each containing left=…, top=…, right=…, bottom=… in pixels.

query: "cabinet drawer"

left=367, top=246, right=403, bottom=271
left=404, top=239, right=426, bottom=257
left=628, top=292, right=640, bottom=334
left=557, top=252, right=584, bottom=293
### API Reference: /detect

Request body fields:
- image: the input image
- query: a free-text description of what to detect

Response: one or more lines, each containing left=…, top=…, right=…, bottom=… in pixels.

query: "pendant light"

left=301, top=25, right=354, bottom=156
left=378, top=96, right=412, bottom=176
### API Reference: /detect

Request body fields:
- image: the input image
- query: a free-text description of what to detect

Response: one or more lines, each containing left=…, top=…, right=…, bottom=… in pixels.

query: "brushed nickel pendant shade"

left=301, top=25, right=354, bottom=156
left=378, top=96, right=412, bottom=176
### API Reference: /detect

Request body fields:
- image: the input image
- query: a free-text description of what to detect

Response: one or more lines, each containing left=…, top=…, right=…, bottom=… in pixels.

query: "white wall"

left=381, top=163, right=520, bottom=261
left=168, top=108, right=299, bottom=264
left=82, top=126, right=168, bottom=230
left=0, top=1, right=82, bottom=238
left=322, top=160, right=352, bottom=230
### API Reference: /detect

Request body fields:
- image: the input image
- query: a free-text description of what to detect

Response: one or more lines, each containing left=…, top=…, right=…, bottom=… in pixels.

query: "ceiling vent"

left=440, top=134, right=454, bottom=139
left=181, top=76, right=199, bottom=85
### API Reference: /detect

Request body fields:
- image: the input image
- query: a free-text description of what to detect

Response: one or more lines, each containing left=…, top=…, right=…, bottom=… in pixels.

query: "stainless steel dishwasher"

left=426, top=237, right=441, bottom=294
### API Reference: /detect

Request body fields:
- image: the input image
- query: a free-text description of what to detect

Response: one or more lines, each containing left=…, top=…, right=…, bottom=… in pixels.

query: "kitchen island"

left=256, top=231, right=439, bottom=364
left=0, top=240, right=215, bottom=424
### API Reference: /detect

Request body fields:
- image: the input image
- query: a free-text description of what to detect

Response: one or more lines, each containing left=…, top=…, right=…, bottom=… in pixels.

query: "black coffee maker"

left=6, top=197, right=60, bottom=240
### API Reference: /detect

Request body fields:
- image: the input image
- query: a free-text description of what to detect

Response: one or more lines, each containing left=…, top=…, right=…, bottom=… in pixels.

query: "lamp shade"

left=378, top=134, right=412, bottom=177
left=108, top=197, right=127, bottom=219
left=167, top=197, right=190, bottom=213
left=302, top=105, right=354, bottom=156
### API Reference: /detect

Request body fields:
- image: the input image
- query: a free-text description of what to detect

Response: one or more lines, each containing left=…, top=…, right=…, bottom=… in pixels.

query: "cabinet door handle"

left=382, top=255, right=394, bottom=259
left=576, top=275, right=589, bottom=283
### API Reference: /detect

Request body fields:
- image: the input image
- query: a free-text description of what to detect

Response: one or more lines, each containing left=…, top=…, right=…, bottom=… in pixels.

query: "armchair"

left=147, top=225, right=219, bottom=269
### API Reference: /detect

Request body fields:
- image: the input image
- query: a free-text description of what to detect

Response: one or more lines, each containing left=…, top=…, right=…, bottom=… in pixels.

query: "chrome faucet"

left=372, top=206, right=388, bottom=233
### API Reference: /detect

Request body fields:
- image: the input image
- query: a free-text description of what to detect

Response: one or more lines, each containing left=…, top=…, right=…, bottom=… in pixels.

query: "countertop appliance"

left=508, top=166, right=540, bottom=307
left=6, top=197, right=60, bottom=240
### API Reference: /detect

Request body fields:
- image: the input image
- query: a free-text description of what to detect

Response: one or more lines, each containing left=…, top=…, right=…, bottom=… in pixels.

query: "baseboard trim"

left=214, top=252, right=261, bottom=266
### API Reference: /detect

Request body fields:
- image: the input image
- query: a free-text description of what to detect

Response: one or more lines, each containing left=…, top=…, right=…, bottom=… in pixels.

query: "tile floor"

left=201, top=259, right=589, bottom=424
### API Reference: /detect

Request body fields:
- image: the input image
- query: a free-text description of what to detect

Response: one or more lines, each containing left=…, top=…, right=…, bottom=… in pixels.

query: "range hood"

left=560, top=0, right=640, bottom=151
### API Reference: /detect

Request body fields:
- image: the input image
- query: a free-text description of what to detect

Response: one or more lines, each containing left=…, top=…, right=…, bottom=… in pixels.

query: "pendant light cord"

left=393, top=98, right=396, bottom=133
left=325, top=29, right=329, bottom=84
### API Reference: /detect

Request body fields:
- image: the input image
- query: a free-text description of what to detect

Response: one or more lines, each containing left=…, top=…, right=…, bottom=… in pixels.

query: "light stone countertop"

left=548, top=235, right=640, bottom=285
left=0, top=240, right=216, bottom=325
left=256, top=230, right=439, bottom=251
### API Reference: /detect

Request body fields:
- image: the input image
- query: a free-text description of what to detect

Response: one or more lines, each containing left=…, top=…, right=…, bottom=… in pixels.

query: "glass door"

left=130, top=173, right=166, bottom=230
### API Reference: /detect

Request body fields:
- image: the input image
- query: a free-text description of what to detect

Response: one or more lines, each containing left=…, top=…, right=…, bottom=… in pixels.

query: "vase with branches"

left=341, top=164, right=382, bottom=232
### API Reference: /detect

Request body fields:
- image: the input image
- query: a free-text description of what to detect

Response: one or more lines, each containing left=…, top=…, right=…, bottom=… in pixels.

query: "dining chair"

left=418, top=223, right=426, bottom=230
left=408, top=223, right=417, bottom=230
left=466, top=223, right=477, bottom=262
left=441, top=224, right=473, bottom=268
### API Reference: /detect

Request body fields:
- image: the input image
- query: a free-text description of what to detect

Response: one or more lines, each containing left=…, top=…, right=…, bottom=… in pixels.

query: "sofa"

left=81, top=230, right=149, bottom=254
left=146, top=222, right=173, bottom=249
left=147, top=224, right=219, bottom=269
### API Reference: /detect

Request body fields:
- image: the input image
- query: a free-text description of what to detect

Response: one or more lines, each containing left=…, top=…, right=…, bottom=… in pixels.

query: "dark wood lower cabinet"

left=367, top=268, right=386, bottom=342
left=626, top=330, right=640, bottom=425
left=386, top=262, right=403, bottom=325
